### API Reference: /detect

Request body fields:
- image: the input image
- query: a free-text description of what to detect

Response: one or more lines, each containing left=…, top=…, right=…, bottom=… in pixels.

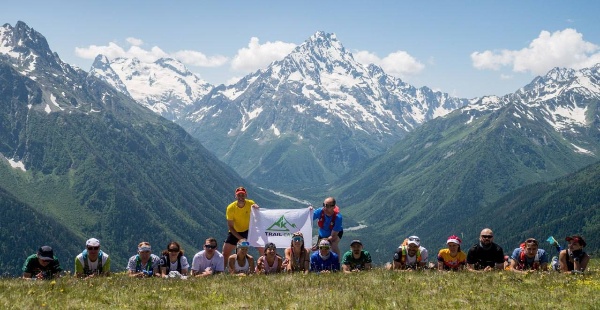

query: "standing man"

left=313, top=197, right=343, bottom=258
left=192, top=237, right=225, bottom=277
left=341, top=240, right=372, bottom=273
left=75, top=238, right=111, bottom=278
left=466, top=228, right=505, bottom=271
left=223, top=186, right=261, bottom=267
left=22, top=246, right=63, bottom=280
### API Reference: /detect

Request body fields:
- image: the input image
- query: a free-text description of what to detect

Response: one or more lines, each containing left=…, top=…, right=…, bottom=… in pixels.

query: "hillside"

left=335, top=82, right=600, bottom=256
left=0, top=187, right=82, bottom=276
left=0, top=21, right=286, bottom=275
left=475, top=160, right=600, bottom=252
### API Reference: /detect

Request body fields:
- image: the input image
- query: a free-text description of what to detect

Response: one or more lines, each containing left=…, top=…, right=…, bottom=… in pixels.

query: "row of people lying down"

left=153, top=234, right=365, bottom=277
left=384, top=229, right=590, bottom=274
left=21, top=228, right=589, bottom=280
left=21, top=232, right=365, bottom=279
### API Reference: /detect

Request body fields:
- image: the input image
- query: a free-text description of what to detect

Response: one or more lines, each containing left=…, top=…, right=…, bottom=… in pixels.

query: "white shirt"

left=162, top=255, right=189, bottom=272
left=191, top=250, right=224, bottom=272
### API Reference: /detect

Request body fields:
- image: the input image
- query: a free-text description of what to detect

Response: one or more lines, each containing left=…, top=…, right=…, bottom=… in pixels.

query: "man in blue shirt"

left=313, top=196, right=343, bottom=258
left=509, top=238, right=548, bottom=272
left=310, top=240, right=340, bottom=273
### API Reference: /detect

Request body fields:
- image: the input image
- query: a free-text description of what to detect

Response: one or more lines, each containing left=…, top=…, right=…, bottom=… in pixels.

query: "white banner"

left=248, top=207, right=313, bottom=249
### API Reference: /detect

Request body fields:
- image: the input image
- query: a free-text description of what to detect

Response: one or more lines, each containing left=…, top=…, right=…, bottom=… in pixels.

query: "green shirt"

left=341, top=250, right=372, bottom=270
left=22, top=254, right=62, bottom=279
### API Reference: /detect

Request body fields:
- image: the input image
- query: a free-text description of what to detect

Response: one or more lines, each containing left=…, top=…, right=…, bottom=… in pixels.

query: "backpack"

left=317, top=206, right=339, bottom=230
left=516, top=243, right=540, bottom=270
left=136, top=254, right=154, bottom=274
left=400, top=245, right=421, bottom=263
left=82, top=250, right=104, bottom=276
left=160, top=254, right=182, bottom=273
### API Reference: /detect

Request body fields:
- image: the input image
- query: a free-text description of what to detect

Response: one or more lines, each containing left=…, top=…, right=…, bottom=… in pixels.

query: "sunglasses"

left=525, top=239, right=538, bottom=245
left=408, top=237, right=420, bottom=242
left=87, top=247, right=99, bottom=251
left=168, top=248, right=179, bottom=252
left=237, top=241, right=250, bottom=248
left=481, top=235, right=494, bottom=239
left=322, top=203, right=335, bottom=208
left=292, top=237, right=303, bottom=242
left=319, top=246, right=331, bottom=250
left=204, top=244, right=217, bottom=249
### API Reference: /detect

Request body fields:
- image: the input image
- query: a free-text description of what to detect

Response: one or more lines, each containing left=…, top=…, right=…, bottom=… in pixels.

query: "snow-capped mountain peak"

left=0, top=21, right=67, bottom=74
left=90, top=56, right=214, bottom=120
left=179, top=31, right=469, bottom=188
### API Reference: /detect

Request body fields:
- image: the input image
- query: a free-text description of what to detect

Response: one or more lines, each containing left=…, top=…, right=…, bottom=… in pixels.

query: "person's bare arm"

left=559, top=250, right=569, bottom=272
left=227, top=220, right=243, bottom=240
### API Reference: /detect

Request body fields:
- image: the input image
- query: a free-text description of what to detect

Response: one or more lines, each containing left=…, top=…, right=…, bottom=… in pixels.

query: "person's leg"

left=330, top=238, right=340, bottom=261
left=222, top=232, right=238, bottom=270
left=222, top=243, right=235, bottom=270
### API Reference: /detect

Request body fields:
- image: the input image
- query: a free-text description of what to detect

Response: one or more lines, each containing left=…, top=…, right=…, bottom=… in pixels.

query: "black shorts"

left=317, top=230, right=343, bottom=244
left=225, top=230, right=249, bottom=245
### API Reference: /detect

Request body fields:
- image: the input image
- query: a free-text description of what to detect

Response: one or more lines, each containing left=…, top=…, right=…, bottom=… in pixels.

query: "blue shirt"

left=310, top=251, right=340, bottom=272
left=510, top=247, right=548, bottom=268
left=313, top=208, right=343, bottom=238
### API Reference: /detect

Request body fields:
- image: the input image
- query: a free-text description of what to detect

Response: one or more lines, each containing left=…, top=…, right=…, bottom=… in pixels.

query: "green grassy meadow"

left=2, top=263, right=600, bottom=309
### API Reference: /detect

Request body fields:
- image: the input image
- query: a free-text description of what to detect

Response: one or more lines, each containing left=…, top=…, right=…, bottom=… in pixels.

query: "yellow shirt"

left=437, top=249, right=466, bottom=270
left=225, top=199, right=255, bottom=232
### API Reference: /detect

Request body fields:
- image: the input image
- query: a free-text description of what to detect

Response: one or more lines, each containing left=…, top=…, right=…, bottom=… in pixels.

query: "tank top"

left=234, top=255, right=249, bottom=273
left=290, top=248, right=306, bottom=271
left=262, top=255, right=279, bottom=274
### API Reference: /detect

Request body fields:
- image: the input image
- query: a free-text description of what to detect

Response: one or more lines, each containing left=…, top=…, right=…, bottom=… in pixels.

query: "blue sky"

left=2, top=1, right=599, bottom=98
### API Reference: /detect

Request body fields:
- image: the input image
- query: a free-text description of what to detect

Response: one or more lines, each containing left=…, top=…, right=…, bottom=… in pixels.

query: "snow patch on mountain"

left=571, top=143, right=594, bottom=155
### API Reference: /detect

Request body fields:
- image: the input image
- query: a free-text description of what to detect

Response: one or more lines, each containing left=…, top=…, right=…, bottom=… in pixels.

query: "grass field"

left=1, top=264, right=599, bottom=309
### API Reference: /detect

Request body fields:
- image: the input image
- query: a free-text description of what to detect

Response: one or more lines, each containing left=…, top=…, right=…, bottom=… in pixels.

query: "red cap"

left=235, top=187, right=247, bottom=195
left=566, top=235, right=586, bottom=247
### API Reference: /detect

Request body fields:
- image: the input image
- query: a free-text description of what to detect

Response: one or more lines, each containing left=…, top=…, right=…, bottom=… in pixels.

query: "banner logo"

left=266, top=215, right=297, bottom=232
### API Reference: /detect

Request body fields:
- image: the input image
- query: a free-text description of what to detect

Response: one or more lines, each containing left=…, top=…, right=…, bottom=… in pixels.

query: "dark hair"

left=205, top=237, right=218, bottom=245
left=162, top=241, right=184, bottom=257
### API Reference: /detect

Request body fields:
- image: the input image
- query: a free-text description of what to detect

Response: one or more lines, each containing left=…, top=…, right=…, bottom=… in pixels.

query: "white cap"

left=86, top=238, right=100, bottom=247
left=319, top=239, right=331, bottom=246
left=407, top=240, right=420, bottom=247
left=447, top=238, right=461, bottom=245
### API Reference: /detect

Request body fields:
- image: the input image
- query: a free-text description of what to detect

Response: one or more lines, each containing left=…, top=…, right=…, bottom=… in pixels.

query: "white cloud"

left=126, top=37, right=143, bottom=46
left=75, top=40, right=228, bottom=67
left=172, top=50, right=228, bottom=67
left=471, top=28, right=600, bottom=75
left=354, top=50, right=425, bottom=77
left=230, top=37, right=296, bottom=72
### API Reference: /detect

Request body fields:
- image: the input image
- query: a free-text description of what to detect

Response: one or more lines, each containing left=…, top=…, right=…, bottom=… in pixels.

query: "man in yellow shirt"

left=222, top=187, right=261, bottom=267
